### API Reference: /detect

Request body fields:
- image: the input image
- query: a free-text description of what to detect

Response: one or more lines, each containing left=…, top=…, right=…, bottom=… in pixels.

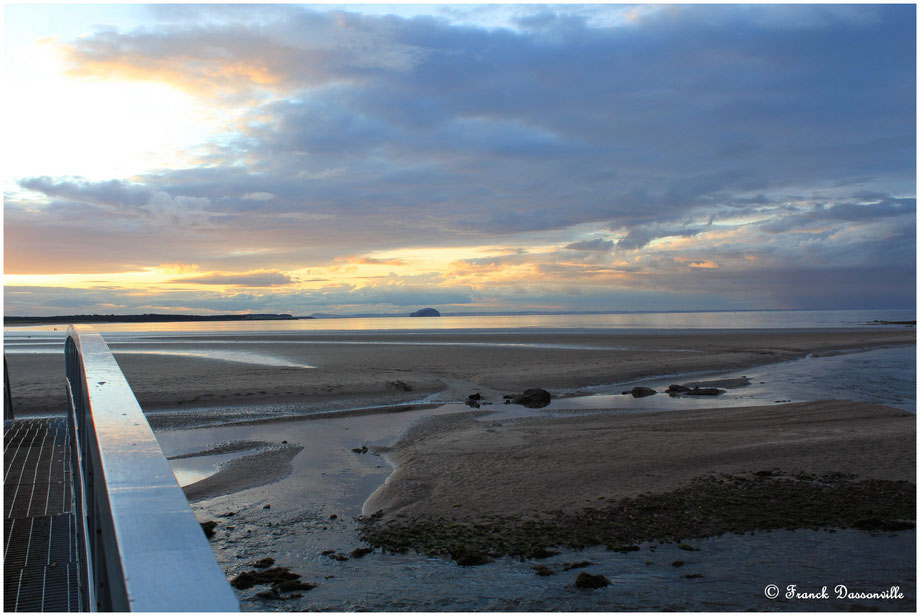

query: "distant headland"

left=4, top=313, right=312, bottom=326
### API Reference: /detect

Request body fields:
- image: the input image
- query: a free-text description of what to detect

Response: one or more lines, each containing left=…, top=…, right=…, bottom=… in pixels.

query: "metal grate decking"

left=4, top=417, right=81, bottom=612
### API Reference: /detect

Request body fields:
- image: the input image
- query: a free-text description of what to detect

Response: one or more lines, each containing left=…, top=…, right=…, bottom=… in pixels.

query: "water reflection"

left=4, top=308, right=914, bottom=336
left=554, top=346, right=915, bottom=413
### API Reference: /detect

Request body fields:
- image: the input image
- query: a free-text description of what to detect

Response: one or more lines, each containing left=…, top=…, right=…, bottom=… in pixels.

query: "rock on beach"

left=504, top=388, right=552, bottom=408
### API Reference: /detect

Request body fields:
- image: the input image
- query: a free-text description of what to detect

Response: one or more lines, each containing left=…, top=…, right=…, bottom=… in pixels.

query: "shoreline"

left=5, top=328, right=914, bottom=417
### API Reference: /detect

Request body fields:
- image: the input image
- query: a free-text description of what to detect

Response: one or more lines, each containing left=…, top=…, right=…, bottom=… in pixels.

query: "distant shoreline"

left=4, top=313, right=312, bottom=325
left=4, top=308, right=913, bottom=327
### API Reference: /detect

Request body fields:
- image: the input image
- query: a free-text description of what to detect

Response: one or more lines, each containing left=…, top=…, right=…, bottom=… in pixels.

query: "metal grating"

left=4, top=418, right=81, bottom=612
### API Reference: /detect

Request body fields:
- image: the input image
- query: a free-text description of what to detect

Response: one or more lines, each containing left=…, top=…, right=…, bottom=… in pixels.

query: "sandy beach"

left=5, top=327, right=913, bottom=419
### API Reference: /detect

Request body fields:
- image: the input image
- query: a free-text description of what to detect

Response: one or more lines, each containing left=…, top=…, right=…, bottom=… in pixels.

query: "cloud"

left=19, top=176, right=153, bottom=208
left=16, top=177, right=214, bottom=227
left=59, top=7, right=430, bottom=102
left=615, top=224, right=709, bottom=251
left=340, top=256, right=409, bottom=266
left=756, top=197, right=915, bottom=235
left=5, top=4, right=915, bottom=312
left=168, top=270, right=295, bottom=287
left=564, top=238, right=615, bottom=252
left=159, top=263, right=200, bottom=274
left=242, top=192, right=274, bottom=201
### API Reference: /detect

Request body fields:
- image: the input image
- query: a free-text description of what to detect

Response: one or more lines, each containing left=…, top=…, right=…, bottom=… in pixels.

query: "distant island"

left=410, top=308, right=441, bottom=317
left=4, top=313, right=311, bottom=325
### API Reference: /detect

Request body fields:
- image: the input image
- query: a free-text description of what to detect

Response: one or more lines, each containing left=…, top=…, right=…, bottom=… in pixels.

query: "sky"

left=3, top=3, right=916, bottom=316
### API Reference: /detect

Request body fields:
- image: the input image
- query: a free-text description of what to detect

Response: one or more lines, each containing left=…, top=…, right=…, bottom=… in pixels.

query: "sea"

left=3, top=308, right=916, bottom=338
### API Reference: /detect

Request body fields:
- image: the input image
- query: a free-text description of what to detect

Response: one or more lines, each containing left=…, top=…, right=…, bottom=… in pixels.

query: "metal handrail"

left=4, top=353, right=13, bottom=419
left=65, top=324, right=239, bottom=612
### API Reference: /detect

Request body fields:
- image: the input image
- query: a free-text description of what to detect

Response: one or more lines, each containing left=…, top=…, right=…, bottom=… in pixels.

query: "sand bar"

left=365, top=400, right=915, bottom=521
left=182, top=442, right=303, bottom=502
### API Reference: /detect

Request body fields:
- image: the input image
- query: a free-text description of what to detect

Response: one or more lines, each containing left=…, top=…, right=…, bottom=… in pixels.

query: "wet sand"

left=182, top=442, right=304, bottom=502
left=5, top=328, right=913, bottom=420
left=364, top=400, right=915, bottom=522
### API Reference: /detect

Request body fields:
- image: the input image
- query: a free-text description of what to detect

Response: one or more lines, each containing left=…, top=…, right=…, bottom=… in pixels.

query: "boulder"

left=450, top=547, right=493, bottom=566
left=666, top=384, right=691, bottom=395
left=350, top=547, right=373, bottom=558
left=506, top=388, right=551, bottom=408
left=230, top=566, right=300, bottom=590
left=574, top=572, right=610, bottom=589
left=626, top=386, right=657, bottom=398
left=686, top=387, right=725, bottom=396
left=410, top=308, right=441, bottom=317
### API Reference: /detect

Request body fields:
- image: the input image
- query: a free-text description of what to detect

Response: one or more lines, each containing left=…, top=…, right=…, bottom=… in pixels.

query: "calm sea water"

left=3, top=308, right=915, bottom=347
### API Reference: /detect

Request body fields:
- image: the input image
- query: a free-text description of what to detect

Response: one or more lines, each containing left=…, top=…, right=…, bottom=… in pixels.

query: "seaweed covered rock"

left=574, top=572, right=610, bottom=589
left=450, top=546, right=493, bottom=567
left=504, top=388, right=551, bottom=408
left=359, top=473, right=915, bottom=564
left=200, top=521, right=218, bottom=539
left=686, top=387, right=724, bottom=396
left=230, top=566, right=301, bottom=590
left=625, top=387, right=656, bottom=398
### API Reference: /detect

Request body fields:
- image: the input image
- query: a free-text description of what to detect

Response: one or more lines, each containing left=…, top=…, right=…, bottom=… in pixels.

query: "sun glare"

left=4, top=39, right=227, bottom=187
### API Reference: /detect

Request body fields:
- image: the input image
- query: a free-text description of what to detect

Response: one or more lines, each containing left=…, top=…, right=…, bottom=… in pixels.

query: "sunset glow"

left=4, top=4, right=915, bottom=316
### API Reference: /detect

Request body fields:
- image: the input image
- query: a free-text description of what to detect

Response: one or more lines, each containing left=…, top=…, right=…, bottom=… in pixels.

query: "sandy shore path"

left=5, top=328, right=913, bottom=417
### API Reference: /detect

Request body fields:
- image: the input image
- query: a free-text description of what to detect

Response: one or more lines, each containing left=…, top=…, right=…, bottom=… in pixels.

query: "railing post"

left=64, top=325, right=239, bottom=612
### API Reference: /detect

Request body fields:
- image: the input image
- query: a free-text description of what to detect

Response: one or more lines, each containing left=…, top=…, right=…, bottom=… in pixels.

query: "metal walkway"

left=4, top=416, right=81, bottom=612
